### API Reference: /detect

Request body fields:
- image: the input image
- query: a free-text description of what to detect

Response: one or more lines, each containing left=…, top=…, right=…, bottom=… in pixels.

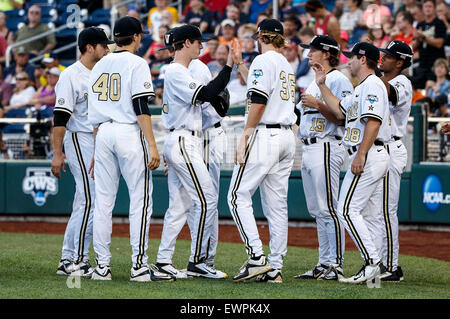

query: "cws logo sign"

left=422, top=174, right=450, bottom=212
left=22, top=167, right=58, bottom=206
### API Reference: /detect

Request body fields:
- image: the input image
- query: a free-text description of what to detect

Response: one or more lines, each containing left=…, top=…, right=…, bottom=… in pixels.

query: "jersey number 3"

left=279, top=71, right=295, bottom=102
left=92, top=73, right=121, bottom=101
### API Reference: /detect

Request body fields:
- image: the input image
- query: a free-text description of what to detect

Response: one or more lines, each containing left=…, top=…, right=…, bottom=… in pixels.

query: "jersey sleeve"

left=167, top=66, right=204, bottom=106
left=131, top=59, right=155, bottom=99
left=360, top=80, right=386, bottom=123
left=246, top=56, right=271, bottom=102
left=54, top=70, right=75, bottom=116
left=389, top=77, right=410, bottom=107
left=329, top=75, right=354, bottom=100
left=339, top=94, right=352, bottom=116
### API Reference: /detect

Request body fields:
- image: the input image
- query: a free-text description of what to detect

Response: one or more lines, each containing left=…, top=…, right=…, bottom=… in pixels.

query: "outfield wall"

left=0, top=161, right=449, bottom=224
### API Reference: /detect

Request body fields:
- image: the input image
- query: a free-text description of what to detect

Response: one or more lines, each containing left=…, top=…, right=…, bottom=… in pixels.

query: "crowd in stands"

left=0, top=0, right=449, bottom=159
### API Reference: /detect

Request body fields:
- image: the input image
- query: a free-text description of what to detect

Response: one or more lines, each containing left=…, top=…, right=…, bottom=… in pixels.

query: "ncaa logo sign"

left=422, top=174, right=450, bottom=212
left=22, top=167, right=58, bottom=206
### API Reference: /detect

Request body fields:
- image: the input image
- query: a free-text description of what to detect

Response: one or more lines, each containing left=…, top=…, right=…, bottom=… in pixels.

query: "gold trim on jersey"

left=132, top=92, right=156, bottom=99
left=54, top=107, right=73, bottom=115
left=248, top=88, right=269, bottom=101
left=191, top=85, right=204, bottom=105
left=383, top=145, right=393, bottom=272
left=360, top=113, right=383, bottom=123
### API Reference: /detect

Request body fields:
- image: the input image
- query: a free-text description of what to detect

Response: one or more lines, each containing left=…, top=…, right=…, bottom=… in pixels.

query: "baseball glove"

left=210, top=88, right=230, bottom=117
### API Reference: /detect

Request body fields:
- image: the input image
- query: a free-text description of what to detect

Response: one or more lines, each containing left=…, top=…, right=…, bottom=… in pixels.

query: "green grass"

left=0, top=232, right=449, bottom=299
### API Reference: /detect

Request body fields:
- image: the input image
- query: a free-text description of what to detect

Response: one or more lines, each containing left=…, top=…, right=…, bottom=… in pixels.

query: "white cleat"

left=339, top=262, right=381, bottom=284
left=91, top=265, right=112, bottom=281
left=130, top=265, right=151, bottom=282
left=187, top=262, right=228, bottom=279
left=155, top=263, right=189, bottom=279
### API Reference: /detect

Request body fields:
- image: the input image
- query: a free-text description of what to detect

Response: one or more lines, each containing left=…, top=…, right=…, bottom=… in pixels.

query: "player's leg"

left=91, top=123, right=120, bottom=280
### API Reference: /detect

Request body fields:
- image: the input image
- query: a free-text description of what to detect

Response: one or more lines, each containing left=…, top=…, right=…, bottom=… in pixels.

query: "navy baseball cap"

left=380, top=40, right=413, bottom=69
left=113, top=16, right=148, bottom=37
left=251, top=19, right=284, bottom=40
left=159, top=27, right=177, bottom=51
left=172, top=24, right=204, bottom=44
left=300, top=35, right=340, bottom=57
left=342, top=42, right=380, bottom=63
left=78, top=27, right=114, bottom=49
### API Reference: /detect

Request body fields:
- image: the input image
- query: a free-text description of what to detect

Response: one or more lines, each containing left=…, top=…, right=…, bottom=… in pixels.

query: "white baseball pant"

left=227, top=126, right=296, bottom=270
left=301, top=138, right=346, bottom=267
left=93, top=121, right=153, bottom=268
left=337, top=145, right=389, bottom=265
left=162, top=130, right=218, bottom=264
left=61, top=131, right=95, bottom=263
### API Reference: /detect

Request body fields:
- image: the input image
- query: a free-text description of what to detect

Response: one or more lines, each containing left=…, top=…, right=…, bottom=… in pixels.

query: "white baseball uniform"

left=88, top=51, right=155, bottom=268
left=157, top=59, right=225, bottom=266
left=297, top=69, right=353, bottom=267
left=161, top=62, right=217, bottom=264
left=379, top=74, right=412, bottom=272
left=227, top=50, right=297, bottom=270
left=55, top=61, right=95, bottom=264
left=337, top=73, right=391, bottom=265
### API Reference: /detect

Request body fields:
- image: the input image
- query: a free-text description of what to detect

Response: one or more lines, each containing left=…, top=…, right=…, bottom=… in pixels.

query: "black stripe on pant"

left=383, top=144, right=393, bottom=272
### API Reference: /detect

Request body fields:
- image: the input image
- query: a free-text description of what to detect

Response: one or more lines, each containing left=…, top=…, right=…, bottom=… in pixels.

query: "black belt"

left=214, top=122, right=221, bottom=128
left=302, top=135, right=342, bottom=145
left=169, top=129, right=202, bottom=137
left=393, top=136, right=401, bottom=141
left=347, top=145, right=358, bottom=156
left=374, top=140, right=384, bottom=146
left=265, top=124, right=292, bottom=129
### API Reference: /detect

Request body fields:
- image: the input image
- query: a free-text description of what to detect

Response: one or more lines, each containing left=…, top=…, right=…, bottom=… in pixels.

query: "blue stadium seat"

left=25, top=0, right=51, bottom=10
left=2, top=109, right=28, bottom=134
left=3, top=9, right=26, bottom=18
left=54, top=28, right=77, bottom=60
left=6, top=16, right=26, bottom=32
left=84, top=8, right=111, bottom=27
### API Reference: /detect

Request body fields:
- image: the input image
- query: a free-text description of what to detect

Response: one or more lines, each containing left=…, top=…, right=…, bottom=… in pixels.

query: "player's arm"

left=231, top=40, right=248, bottom=82
left=352, top=118, right=381, bottom=175
left=301, top=95, right=344, bottom=125
left=51, top=110, right=71, bottom=178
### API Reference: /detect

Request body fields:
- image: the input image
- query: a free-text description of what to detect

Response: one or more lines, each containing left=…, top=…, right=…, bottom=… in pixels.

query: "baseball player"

left=294, top=35, right=353, bottom=281
left=377, top=41, right=413, bottom=282
left=161, top=24, right=232, bottom=279
left=88, top=16, right=173, bottom=282
left=310, top=42, right=391, bottom=284
left=227, top=19, right=297, bottom=283
left=52, top=27, right=113, bottom=278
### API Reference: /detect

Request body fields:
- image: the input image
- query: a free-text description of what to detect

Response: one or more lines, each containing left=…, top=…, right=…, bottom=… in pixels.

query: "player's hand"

left=88, top=156, right=95, bottom=180
left=226, top=41, right=235, bottom=67
left=301, top=94, right=319, bottom=110
left=441, top=122, right=450, bottom=135
left=51, top=152, right=66, bottom=179
left=148, top=145, right=160, bottom=170
left=311, top=62, right=326, bottom=86
left=351, top=152, right=366, bottom=175
left=163, top=155, right=169, bottom=176
left=235, top=134, right=248, bottom=167
left=231, top=39, right=243, bottom=65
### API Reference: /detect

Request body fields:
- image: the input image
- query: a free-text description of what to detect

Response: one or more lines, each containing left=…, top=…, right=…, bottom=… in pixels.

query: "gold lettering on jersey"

left=280, top=71, right=296, bottom=102
left=347, top=101, right=358, bottom=122
left=245, top=98, right=251, bottom=114
left=344, top=127, right=361, bottom=143
left=163, top=104, right=168, bottom=114
left=92, top=73, right=121, bottom=102
left=310, top=117, right=325, bottom=132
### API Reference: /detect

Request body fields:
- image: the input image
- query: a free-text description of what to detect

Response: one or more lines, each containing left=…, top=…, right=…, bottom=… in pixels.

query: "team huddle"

left=51, top=15, right=412, bottom=285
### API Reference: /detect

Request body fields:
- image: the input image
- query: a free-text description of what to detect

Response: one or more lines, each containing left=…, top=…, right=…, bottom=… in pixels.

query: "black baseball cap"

left=342, top=42, right=380, bottom=63
left=113, top=16, right=149, bottom=37
left=172, top=24, right=203, bottom=44
left=78, top=27, right=114, bottom=49
left=159, top=27, right=177, bottom=51
left=251, top=18, right=284, bottom=40
left=380, top=40, right=413, bottom=68
left=300, top=35, right=340, bottom=57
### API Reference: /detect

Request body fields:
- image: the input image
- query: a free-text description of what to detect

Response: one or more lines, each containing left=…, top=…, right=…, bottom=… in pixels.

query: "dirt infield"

left=0, top=221, right=449, bottom=262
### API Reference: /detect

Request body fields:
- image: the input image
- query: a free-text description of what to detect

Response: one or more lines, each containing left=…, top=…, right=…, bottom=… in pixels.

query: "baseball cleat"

left=319, top=264, right=344, bottom=281
left=71, top=260, right=95, bottom=279
left=380, top=266, right=404, bottom=282
left=155, top=263, right=189, bottom=279
left=232, top=255, right=272, bottom=283
left=149, top=264, right=176, bottom=282
left=130, top=265, right=152, bottom=282
left=91, top=265, right=112, bottom=281
left=56, top=259, right=74, bottom=276
left=294, top=264, right=328, bottom=279
left=186, top=262, right=228, bottom=279
left=339, top=261, right=382, bottom=284
left=255, top=269, right=283, bottom=283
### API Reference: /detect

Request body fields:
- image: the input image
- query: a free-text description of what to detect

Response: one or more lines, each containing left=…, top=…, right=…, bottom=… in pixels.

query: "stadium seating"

left=84, top=9, right=111, bottom=27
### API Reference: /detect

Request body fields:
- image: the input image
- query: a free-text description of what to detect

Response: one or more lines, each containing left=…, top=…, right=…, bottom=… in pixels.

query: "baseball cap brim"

left=158, top=45, right=173, bottom=51
left=342, top=50, right=354, bottom=58
left=379, top=48, right=396, bottom=57
left=299, top=43, right=310, bottom=49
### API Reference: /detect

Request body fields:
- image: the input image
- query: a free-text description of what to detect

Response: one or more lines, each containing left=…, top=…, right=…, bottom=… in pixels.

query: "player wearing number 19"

left=311, top=42, right=391, bottom=284
left=294, top=35, right=353, bottom=281
left=227, top=19, right=297, bottom=283
left=88, top=17, right=173, bottom=282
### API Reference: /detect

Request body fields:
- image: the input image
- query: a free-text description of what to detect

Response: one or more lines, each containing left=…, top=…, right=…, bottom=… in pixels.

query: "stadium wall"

left=0, top=161, right=449, bottom=224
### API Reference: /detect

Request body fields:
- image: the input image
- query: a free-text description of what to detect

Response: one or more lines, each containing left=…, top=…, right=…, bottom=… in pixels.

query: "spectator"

left=0, top=0, right=23, bottom=11
left=339, top=0, right=364, bottom=39
left=199, top=36, right=219, bottom=65
left=203, top=0, right=230, bottom=16
left=340, top=30, right=350, bottom=64
left=362, top=0, right=392, bottom=29
left=3, top=46, right=35, bottom=85
left=149, top=44, right=170, bottom=79
left=296, top=26, right=315, bottom=93
left=436, top=0, right=450, bottom=37
left=2, top=71, right=35, bottom=116
left=207, top=44, right=237, bottom=79
left=389, top=10, right=415, bottom=46
left=39, top=53, right=66, bottom=87
left=0, top=12, right=14, bottom=46
left=218, top=3, right=244, bottom=31
left=78, top=0, right=103, bottom=14
left=249, top=0, right=273, bottom=24
left=241, top=34, right=259, bottom=64
left=412, top=0, right=446, bottom=89
left=33, top=63, right=45, bottom=91
left=143, top=24, right=170, bottom=64
left=218, top=19, right=240, bottom=46
left=30, top=67, right=59, bottom=118
left=0, top=64, right=13, bottom=110
left=127, top=9, right=153, bottom=57
left=147, top=0, right=178, bottom=36
left=14, top=5, right=56, bottom=58
left=394, top=0, right=417, bottom=16
left=183, top=0, right=214, bottom=34
left=237, top=22, right=257, bottom=39
left=0, top=132, right=12, bottom=159
left=283, top=42, right=300, bottom=72
left=256, top=11, right=270, bottom=26
left=410, top=3, right=425, bottom=28
left=305, top=0, right=342, bottom=48
left=283, top=14, right=301, bottom=45
left=368, top=24, right=390, bottom=48
left=233, top=1, right=252, bottom=24
left=227, top=71, right=248, bottom=105
left=426, top=58, right=450, bottom=106
left=103, top=0, right=126, bottom=17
